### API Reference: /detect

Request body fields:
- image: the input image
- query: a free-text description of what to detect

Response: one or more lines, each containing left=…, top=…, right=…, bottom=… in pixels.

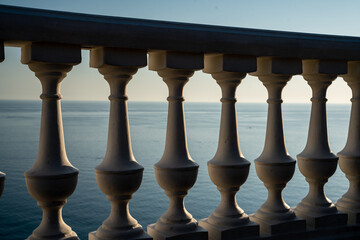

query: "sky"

left=0, top=0, right=359, bottom=103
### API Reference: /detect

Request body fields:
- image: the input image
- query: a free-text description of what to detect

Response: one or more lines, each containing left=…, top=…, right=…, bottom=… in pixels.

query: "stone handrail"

left=1, top=4, right=360, bottom=240
left=1, top=4, right=360, bottom=60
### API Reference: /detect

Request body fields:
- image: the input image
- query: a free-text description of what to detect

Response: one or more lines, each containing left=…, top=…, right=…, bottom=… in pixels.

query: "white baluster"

left=147, top=51, right=208, bottom=240
left=198, top=54, right=259, bottom=240
left=250, top=57, right=306, bottom=236
left=336, top=61, right=360, bottom=224
left=295, top=59, right=347, bottom=229
left=22, top=43, right=80, bottom=240
left=88, top=47, right=151, bottom=240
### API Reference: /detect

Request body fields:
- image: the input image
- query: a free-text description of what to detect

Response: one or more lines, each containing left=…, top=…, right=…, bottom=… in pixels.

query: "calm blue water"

left=0, top=100, right=352, bottom=239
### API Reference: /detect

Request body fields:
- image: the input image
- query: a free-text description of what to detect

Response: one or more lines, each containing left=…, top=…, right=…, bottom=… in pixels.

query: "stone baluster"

left=88, top=47, right=151, bottom=240
left=249, top=57, right=306, bottom=235
left=0, top=41, right=5, bottom=197
left=22, top=43, right=80, bottom=240
left=336, top=61, right=360, bottom=224
left=147, top=51, right=208, bottom=240
left=198, top=54, right=259, bottom=240
left=295, top=59, right=347, bottom=229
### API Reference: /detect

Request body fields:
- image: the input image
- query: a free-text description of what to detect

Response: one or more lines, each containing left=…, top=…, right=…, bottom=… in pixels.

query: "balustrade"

left=1, top=4, right=360, bottom=240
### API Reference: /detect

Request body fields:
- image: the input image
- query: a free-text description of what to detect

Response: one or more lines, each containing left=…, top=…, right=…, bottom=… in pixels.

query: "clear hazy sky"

left=0, top=0, right=359, bottom=103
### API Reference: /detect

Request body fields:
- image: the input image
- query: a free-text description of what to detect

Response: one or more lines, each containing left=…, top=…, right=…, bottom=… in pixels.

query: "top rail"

left=1, top=4, right=360, bottom=61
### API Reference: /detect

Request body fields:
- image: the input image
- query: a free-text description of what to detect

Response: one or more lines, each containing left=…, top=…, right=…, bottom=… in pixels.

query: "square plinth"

left=346, top=212, right=360, bottom=225
left=294, top=211, right=348, bottom=230
left=89, top=231, right=152, bottom=240
left=198, top=218, right=259, bottom=240
left=249, top=214, right=306, bottom=236
left=147, top=224, right=208, bottom=240
left=336, top=206, right=360, bottom=225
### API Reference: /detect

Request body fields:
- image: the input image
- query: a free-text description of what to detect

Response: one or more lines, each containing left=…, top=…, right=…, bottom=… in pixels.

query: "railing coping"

left=1, top=4, right=360, bottom=61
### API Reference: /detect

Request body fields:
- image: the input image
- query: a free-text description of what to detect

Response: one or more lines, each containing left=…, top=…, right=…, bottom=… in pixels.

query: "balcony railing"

left=1, top=4, right=360, bottom=240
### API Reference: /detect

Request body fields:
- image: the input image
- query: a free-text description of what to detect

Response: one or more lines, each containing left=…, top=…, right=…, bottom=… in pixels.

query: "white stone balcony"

left=0, top=4, right=360, bottom=240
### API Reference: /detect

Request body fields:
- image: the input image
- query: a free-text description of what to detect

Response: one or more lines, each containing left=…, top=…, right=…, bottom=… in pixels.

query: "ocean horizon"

left=0, top=100, right=352, bottom=239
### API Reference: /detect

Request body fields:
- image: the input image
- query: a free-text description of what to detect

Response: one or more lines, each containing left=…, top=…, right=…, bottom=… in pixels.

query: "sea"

left=0, top=100, right=352, bottom=239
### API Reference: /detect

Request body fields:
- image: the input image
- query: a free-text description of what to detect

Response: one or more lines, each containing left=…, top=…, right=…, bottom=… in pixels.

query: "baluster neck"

left=26, top=62, right=76, bottom=176
left=257, top=76, right=292, bottom=163
left=300, top=76, right=336, bottom=159
left=157, top=69, right=195, bottom=168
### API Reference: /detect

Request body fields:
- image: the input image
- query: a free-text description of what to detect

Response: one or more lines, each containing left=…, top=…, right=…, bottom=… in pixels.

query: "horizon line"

left=0, top=98, right=352, bottom=105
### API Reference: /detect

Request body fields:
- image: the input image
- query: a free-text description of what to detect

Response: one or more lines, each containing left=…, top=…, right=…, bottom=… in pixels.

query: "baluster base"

left=336, top=156, right=360, bottom=225
left=250, top=213, right=305, bottom=236
left=294, top=209, right=347, bottom=230
left=147, top=223, right=207, bottom=240
left=89, top=230, right=152, bottom=240
left=199, top=218, right=258, bottom=240
left=25, top=172, right=79, bottom=240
